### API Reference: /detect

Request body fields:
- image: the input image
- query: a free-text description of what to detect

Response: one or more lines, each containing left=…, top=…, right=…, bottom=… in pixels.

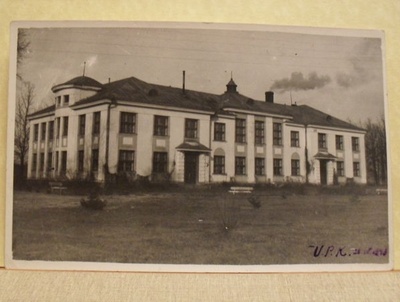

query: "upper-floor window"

left=33, top=124, right=39, bottom=142
left=93, top=112, right=101, bottom=135
left=318, top=133, right=327, bottom=150
left=152, top=152, right=168, bottom=173
left=154, top=115, right=168, bottom=136
left=255, top=121, right=265, bottom=145
left=185, top=119, right=198, bottom=139
left=235, top=118, right=246, bottom=143
left=40, top=123, right=46, bottom=141
left=235, top=156, right=246, bottom=175
left=273, top=123, right=282, bottom=146
left=120, top=112, right=136, bottom=134
left=63, top=95, right=69, bottom=106
left=79, top=114, right=86, bottom=136
left=291, top=131, right=299, bottom=147
left=56, top=117, right=61, bottom=138
left=56, top=96, right=61, bottom=107
left=62, top=117, right=68, bottom=136
left=336, top=135, right=344, bottom=150
left=48, top=121, right=54, bottom=140
left=255, top=157, right=265, bottom=175
left=214, top=122, right=225, bottom=141
left=352, top=137, right=360, bottom=152
left=213, top=155, right=225, bottom=174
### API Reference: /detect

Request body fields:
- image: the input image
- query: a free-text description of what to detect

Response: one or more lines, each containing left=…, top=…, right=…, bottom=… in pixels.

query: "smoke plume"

left=270, top=72, right=331, bottom=92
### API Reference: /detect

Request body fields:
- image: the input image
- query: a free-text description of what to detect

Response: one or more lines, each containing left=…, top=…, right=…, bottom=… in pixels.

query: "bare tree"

left=15, top=81, right=35, bottom=181
left=17, top=29, right=30, bottom=79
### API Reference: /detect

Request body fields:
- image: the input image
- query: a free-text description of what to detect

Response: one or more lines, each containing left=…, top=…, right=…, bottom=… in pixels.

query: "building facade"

left=27, top=75, right=367, bottom=185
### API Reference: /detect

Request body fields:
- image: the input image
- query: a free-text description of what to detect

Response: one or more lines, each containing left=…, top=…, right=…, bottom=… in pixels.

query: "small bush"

left=80, top=188, right=107, bottom=210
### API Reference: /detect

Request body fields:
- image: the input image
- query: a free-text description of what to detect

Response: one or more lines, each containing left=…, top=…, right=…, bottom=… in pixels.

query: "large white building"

left=27, top=74, right=367, bottom=185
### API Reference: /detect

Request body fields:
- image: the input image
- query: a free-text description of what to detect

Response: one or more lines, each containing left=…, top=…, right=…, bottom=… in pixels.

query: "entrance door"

left=184, top=152, right=198, bottom=184
left=320, top=160, right=327, bottom=185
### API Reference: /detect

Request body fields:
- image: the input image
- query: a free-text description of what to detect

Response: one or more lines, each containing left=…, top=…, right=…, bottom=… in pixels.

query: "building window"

left=61, top=151, right=67, bottom=173
left=39, top=153, right=45, bottom=172
left=353, top=162, right=360, bottom=177
left=48, top=121, right=54, bottom=140
left=255, top=157, right=265, bottom=175
left=152, top=152, right=168, bottom=173
left=120, top=112, right=136, bottom=134
left=62, top=117, right=68, bottom=136
left=214, top=123, right=225, bottom=141
left=185, top=119, right=198, bottom=139
left=213, top=155, right=225, bottom=174
left=291, top=131, right=300, bottom=147
left=273, top=123, right=282, bottom=146
left=235, top=118, right=246, bottom=143
left=32, top=153, right=37, bottom=171
left=63, top=95, right=69, bottom=106
left=291, top=159, right=300, bottom=176
left=273, top=159, right=283, bottom=176
left=154, top=115, right=168, bottom=136
left=55, top=151, right=59, bottom=172
left=352, top=137, right=360, bottom=152
left=318, top=133, right=327, bottom=150
left=33, top=124, right=39, bottom=141
left=56, top=117, right=61, bottom=138
left=79, top=114, right=86, bottom=136
left=56, top=96, right=61, bottom=107
left=93, top=112, right=101, bottom=135
left=41, top=123, right=46, bottom=141
left=337, top=161, right=345, bottom=177
left=78, top=150, right=84, bottom=172
left=91, top=149, right=99, bottom=172
left=235, top=157, right=246, bottom=175
left=255, top=121, right=265, bottom=145
left=118, top=150, right=135, bottom=172
left=336, top=135, right=344, bottom=150
left=47, top=152, right=52, bottom=171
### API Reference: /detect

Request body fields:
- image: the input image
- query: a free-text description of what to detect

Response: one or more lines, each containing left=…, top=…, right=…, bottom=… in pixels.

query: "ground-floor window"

left=55, top=151, right=59, bottom=172
left=213, top=155, right=225, bottom=174
left=273, top=158, right=283, bottom=176
left=118, top=150, right=135, bottom=172
left=47, top=152, right=52, bottom=171
left=337, top=161, right=345, bottom=176
left=255, top=157, right=265, bottom=175
left=32, top=153, right=37, bottom=172
left=353, top=161, right=360, bottom=177
left=78, top=150, right=84, bottom=172
left=92, top=149, right=99, bottom=172
left=39, top=152, right=45, bottom=172
left=152, top=152, right=168, bottom=173
left=235, top=157, right=246, bottom=175
left=291, top=159, right=300, bottom=176
left=61, top=151, right=67, bottom=173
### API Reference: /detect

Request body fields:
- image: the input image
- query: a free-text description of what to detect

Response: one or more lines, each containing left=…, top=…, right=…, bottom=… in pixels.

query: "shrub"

left=80, top=188, right=107, bottom=210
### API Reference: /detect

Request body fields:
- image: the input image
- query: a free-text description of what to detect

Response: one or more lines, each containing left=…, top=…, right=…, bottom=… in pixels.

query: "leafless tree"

left=17, top=29, right=30, bottom=79
left=15, top=81, right=35, bottom=181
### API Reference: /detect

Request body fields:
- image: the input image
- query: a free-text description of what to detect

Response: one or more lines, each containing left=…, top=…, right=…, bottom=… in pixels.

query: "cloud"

left=270, top=72, right=331, bottom=92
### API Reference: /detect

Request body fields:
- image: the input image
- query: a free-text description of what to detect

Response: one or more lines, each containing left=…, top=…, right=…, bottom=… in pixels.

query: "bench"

left=49, top=182, right=67, bottom=195
left=229, top=186, right=254, bottom=194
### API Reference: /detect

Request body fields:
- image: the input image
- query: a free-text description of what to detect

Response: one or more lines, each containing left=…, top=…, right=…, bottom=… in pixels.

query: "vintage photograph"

left=6, top=22, right=391, bottom=272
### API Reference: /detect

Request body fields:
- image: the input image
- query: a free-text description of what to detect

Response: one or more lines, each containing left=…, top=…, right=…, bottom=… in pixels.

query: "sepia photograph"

left=6, top=22, right=391, bottom=272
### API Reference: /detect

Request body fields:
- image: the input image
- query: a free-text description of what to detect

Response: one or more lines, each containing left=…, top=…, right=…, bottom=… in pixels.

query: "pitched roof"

left=28, top=104, right=55, bottom=119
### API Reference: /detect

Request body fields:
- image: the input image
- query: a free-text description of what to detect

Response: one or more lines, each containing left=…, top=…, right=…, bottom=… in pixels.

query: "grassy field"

left=12, top=186, right=389, bottom=265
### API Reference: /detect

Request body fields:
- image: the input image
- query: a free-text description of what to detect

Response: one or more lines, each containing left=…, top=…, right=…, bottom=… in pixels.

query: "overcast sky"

left=16, top=24, right=386, bottom=123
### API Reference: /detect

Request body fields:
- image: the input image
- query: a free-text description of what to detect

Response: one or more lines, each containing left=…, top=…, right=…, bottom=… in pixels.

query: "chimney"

left=182, top=70, right=186, bottom=94
left=265, top=91, right=274, bottom=103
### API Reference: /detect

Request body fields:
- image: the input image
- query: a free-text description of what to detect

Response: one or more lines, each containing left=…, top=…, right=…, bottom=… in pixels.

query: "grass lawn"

left=12, top=187, right=389, bottom=265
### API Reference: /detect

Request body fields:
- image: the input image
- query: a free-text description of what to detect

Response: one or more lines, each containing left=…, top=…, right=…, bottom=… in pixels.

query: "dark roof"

left=176, top=141, right=211, bottom=152
left=72, top=76, right=220, bottom=112
left=313, top=151, right=337, bottom=160
left=29, top=75, right=363, bottom=132
left=28, top=104, right=55, bottom=119
left=52, top=76, right=103, bottom=92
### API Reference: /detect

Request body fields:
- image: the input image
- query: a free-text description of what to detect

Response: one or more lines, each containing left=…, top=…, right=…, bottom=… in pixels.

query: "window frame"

left=291, top=159, right=300, bottom=176
left=33, top=124, right=39, bottom=142
left=62, top=116, right=68, bottom=137
left=32, top=153, right=37, bottom=172
left=91, top=149, right=99, bottom=172
left=337, top=161, right=345, bottom=177
left=152, top=151, right=168, bottom=173
left=213, top=155, right=225, bottom=175
left=120, top=112, right=136, bottom=134
left=318, top=133, right=327, bottom=150
left=273, top=158, right=283, bottom=176
left=235, top=156, right=246, bottom=175
left=273, top=123, right=283, bottom=146
left=214, top=122, right=226, bottom=141
left=336, top=135, right=344, bottom=150
left=185, top=118, right=198, bottom=139
left=48, top=121, right=54, bottom=141
left=235, top=118, right=246, bottom=143
left=93, top=112, right=101, bottom=135
left=353, top=161, right=361, bottom=177
left=352, top=137, right=360, bottom=152
left=40, top=123, right=46, bottom=141
left=78, top=150, right=84, bottom=172
left=153, top=115, right=169, bottom=136
left=290, top=131, right=300, bottom=147
left=255, top=157, right=265, bottom=176
left=79, top=114, right=86, bottom=136
left=61, top=151, right=67, bottom=173
left=255, top=121, right=265, bottom=145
